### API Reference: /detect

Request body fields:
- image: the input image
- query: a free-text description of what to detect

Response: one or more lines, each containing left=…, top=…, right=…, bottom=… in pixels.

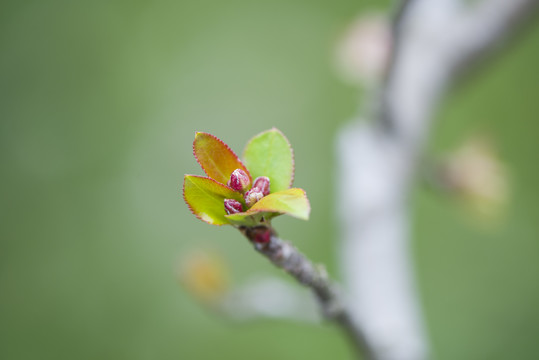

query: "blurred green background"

left=1, top=0, right=538, bottom=359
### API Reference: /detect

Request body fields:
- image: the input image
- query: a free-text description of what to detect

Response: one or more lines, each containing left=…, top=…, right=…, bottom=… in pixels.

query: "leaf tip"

left=192, top=131, right=250, bottom=184
left=182, top=174, right=198, bottom=218
left=291, top=188, right=310, bottom=220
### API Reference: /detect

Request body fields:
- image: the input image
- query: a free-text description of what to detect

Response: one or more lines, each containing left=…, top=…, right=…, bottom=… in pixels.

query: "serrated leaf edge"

left=182, top=174, right=239, bottom=226
left=193, top=132, right=252, bottom=184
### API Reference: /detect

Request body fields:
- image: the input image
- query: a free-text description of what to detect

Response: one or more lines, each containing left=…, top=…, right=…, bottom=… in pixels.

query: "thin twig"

left=239, top=225, right=376, bottom=360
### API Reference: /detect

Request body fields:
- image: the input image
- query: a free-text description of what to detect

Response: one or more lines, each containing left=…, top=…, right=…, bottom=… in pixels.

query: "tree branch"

left=452, top=0, right=539, bottom=74
left=338, top=1, right=538, bottom=359
left=240, top=225, right=376, bottom=360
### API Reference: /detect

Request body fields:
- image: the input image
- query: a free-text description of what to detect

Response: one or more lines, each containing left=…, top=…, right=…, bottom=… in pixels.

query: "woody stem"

left=239, top=225, right=376, bottom=360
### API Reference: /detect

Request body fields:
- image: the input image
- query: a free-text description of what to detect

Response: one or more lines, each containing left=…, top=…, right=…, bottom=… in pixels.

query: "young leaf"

left=224, top=212, right=265, bottom=227
left=243, top=128, right=294, bottom=193
left=193, top=132, right=251, bottom=185
left=183, top=175, right=243, bottom=225
left=226, top=188, right=310, bottom=222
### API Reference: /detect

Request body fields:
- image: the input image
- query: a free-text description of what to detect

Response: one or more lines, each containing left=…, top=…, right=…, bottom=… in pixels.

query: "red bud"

left=227, top=169, right=251, bottom=192
left=252, top=176, right=270, bottom=196
left=224, top=199, right=243, bottom=215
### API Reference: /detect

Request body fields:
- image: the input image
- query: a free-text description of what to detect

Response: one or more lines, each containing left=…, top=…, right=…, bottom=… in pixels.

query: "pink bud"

left=244, top=188, right=264, bottom=208
left=252, top=176, right=270, bottom=196
left=224, top=199, right=243, bottom=215
left=227, top=169, right=250, bottom=192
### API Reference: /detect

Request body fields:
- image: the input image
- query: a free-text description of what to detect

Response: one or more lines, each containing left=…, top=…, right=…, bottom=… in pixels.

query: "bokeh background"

left=1, top=0, right=539, bottom=359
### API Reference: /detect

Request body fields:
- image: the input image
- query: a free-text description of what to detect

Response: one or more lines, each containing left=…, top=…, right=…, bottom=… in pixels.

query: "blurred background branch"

left=338, top=0, right=538, bottom=359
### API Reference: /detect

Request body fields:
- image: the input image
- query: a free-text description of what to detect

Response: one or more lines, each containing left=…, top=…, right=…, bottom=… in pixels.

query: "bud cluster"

left=224, top=171, right=271, bottom=214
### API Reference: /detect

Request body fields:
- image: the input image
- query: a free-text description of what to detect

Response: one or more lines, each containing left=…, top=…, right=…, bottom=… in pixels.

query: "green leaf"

left=243, top=128, right=294, bottom=193
left=193, top=132, right=251, bottom=185
left=226, top=188, right=310, bottom=223
left=224, top=212, right=265, bottom=227
left=183, top=175, right=243, bottom=225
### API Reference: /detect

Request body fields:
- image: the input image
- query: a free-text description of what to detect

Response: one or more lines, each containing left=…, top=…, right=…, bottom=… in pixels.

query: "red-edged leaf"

left=226, top=188, right=310, bottom=223
left=193, top=132, right=251, bottom=185
left=183, top=175, right=243, bottom=225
